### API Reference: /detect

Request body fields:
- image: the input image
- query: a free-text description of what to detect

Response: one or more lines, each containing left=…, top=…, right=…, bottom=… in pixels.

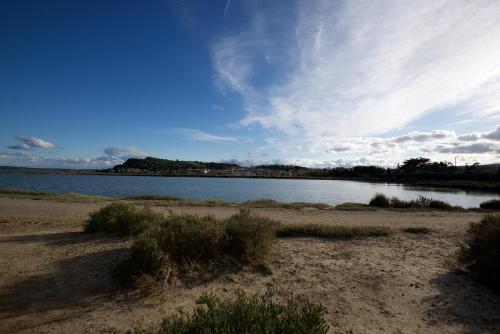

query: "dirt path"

left=0, top=198, right=499, bottom=333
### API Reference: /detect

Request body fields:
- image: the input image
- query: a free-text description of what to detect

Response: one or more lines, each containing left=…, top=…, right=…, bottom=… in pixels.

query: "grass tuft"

left=460, top=215, right=500, bottom=287
left=0, top=188, right=109, bottom=202
left=242, top=199, right=332, bottom=210
left=83, top=203, right=163, bottom=236
left=138, top=291, right=329, bottom=334
left=276, top=224, right=392, bottom=239
left=335, top=202, right=374, bottom=211
left=402, top=227, right=432, bottom=234
left=124, top=195, right=183, bottom=201
left=369, top=193, right=390, bottom=208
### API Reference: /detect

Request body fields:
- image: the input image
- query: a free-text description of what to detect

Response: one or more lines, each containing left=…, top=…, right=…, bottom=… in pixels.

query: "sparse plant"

left=276, top=224, right=392, bottom=239
left=460, top=215, right=500, bottom=287
left=402, top=227, right=432, bottom=234
left=141, top=291, right=329, bottom=334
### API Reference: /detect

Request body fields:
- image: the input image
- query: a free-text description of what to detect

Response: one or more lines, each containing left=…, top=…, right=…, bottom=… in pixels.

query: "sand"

left=0, top=198, right=499, bottom=333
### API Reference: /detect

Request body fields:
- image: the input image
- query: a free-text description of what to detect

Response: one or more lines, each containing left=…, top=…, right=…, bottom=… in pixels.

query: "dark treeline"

left=107, top=157, right=500, bottom=191
left=114, top=157, right=239, bottom=173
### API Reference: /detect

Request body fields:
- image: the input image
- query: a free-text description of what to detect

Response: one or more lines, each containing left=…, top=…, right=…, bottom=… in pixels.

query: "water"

left=0, top=172, right=498, bottom=208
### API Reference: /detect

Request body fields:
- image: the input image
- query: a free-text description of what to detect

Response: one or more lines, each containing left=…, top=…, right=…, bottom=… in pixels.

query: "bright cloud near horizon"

left=1, top=0, right=500, bottom=168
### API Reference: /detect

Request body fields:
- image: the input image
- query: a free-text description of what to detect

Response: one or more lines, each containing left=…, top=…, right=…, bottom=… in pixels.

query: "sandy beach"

left=1, top=197, right=499, bottom=333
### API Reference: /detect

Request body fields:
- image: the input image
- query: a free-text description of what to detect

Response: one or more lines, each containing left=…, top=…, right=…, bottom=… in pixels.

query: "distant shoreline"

left=2, top=166, right=500, bottom=193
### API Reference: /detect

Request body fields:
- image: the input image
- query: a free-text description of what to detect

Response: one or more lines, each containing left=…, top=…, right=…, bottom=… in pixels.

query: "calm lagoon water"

left=0, top=172, right=499, bottom=208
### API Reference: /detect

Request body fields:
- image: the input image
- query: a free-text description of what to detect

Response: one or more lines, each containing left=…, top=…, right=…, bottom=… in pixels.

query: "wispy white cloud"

left=7, top=136, right=57, bottom=150
left=212, top=0, right=500, bottom=142
left=174, top=128, right=240, bottom=143
left=223, top=0, right=231, bottom=17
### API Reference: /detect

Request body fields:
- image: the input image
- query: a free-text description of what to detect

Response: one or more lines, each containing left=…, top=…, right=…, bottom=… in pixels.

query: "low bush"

left=242, top=199, right=331, bottom=210
left=402, top=227, right=432, bottom=234
left=479, top=199, right=500, bottom=210
left=428, top=199, right=453, bottom=210
left=276, top=224, right=392, bottom=239
left=370, top=194, right=456, bottom=210
left=225, top=212, right=279, bottom=264
left=369, top=193, right=390, bottom=208
left=143, top=291, right=329, bottom=334
left=460, top=215, right=500, bottom=287
left=335, top=202, right=374, bottom=211
left=83, top=203, right=163, bottom=236
left=121, top=212, right=279, bottom=282
left=124, top=195, right=182, bottom=201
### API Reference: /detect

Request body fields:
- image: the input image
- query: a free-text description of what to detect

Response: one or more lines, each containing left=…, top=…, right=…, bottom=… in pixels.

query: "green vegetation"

left=369, top=193, right=391, bottom=208
left=334, top=202, right=374, bottom=211
left=224, top=212, right=279, bottom=264
left=242, top=199, right=332, bottom=210
left=0, top=188, right=109, bottom=202
left=276, top=224, right=392, bottom=239
left=479, top=199, right=500, bottom=210
left=460, top=215, right=500, bottom=287
left=402, top=227, right=432, bottom=234
left=390, top=196, right=455, bottom=210
left=137, top=291, right=329, bottom=334
left=124, top=195, right=231, bottom=207
left=124, top=195, right=183, bottom=201
left=369, top=194, right=459, bottom=210
left=84, top=203, right=163, bottom=236
left=120, top=211, right=279, bottom=282
left=111, top=156, right=239, bottom=175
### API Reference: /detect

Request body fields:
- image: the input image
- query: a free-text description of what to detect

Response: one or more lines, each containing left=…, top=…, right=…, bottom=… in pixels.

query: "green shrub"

left=83, top=203, right=163, bottom=236
left=374, top=195, right=456, bottom=210
left=335, top=202, right=373, bottom=211
left=389, top=197, right=410, bottom=208
left=402, top=227, right=432, bottom=234
left=479, top=199, right=500, bottom=210
left=225, top=213, right=279, bottom=264
left=428, top=199, right=453, bottom=210
left=276, top=224, right=392, bottom=239
left=124, top=195, right=182, bottom=201
left=369, top=193, right=390, bottom=208
left=121, top=213, right=279, bottom=281
left=145, top=291, right=329, bottom=334
left=242, top=199, right=331, bottom=210
left=149, top=214, right=225, bottom=264
left=460, top=215, right=500, bottom=287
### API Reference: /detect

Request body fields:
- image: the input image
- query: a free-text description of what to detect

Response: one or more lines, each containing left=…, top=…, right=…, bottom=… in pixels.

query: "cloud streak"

left=212, top=0, right=500, bottom=141
left=175, top=128, right=239, bottom=143
left=7, top=136, right=57, bottom=150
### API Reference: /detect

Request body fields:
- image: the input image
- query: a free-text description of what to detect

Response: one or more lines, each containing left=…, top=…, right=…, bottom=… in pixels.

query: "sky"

left=2, top=0, right=500, bottom=169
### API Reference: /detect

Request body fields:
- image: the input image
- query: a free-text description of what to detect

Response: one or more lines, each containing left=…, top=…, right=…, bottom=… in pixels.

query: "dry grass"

left=0, top=188, right=110, bottom=202
left=276, top=224, right=392, bottom=239
left=242, top=199, right=332, bottom=210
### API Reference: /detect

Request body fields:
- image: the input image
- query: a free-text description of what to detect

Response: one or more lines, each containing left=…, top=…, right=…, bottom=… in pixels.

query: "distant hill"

left=110, top=157, right=241, bottom=174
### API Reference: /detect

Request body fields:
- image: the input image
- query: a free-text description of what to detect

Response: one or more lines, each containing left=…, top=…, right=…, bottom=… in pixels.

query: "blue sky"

left=2, top=0, right=500, bottom=168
